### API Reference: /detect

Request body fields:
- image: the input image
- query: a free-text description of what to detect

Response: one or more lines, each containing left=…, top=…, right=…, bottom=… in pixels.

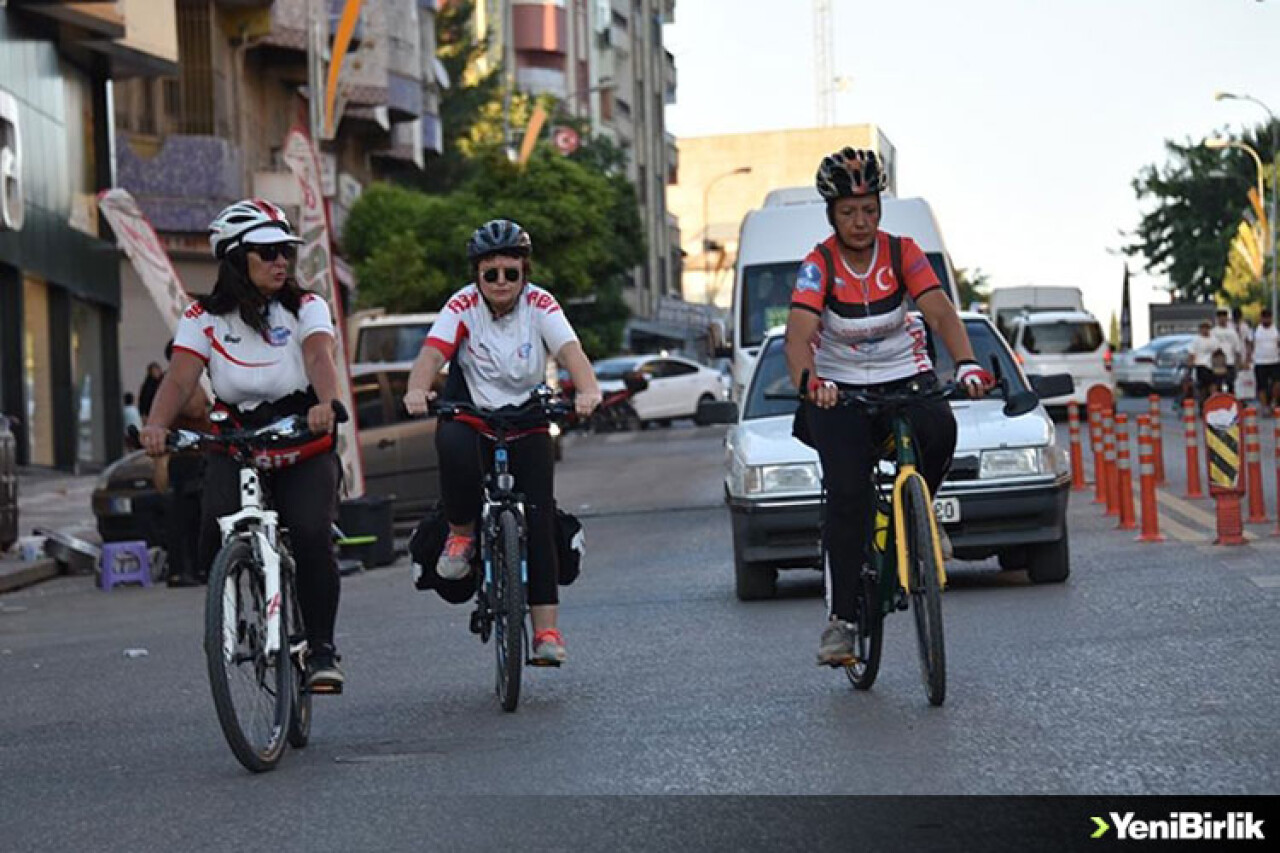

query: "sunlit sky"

left=665, top=0, right=1280, bottom=344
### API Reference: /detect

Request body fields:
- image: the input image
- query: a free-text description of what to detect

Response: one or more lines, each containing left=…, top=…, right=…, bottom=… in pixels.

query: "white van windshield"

left=1022, top=320, right=1104, bottom=355
left=740, top=252, right=952, bottom=349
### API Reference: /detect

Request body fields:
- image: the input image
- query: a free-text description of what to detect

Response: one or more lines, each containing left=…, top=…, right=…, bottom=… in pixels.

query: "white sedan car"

left=704, top=314, right=1074, bottom=600
left=594, top=354, right=727, bottom=425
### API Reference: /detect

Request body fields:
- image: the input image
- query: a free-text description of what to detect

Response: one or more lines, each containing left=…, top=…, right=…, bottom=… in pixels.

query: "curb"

left=0, top=558, right=61, bottom=594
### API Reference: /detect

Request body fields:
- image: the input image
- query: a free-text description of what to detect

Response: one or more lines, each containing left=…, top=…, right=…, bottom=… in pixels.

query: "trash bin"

left=0, top=415, right=17, bottom=553
left=337, top=495, right=395, bottom=568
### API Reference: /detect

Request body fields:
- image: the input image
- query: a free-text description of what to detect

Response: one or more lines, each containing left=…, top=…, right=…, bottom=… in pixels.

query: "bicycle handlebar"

left=434, top=386, right=572, bottom=430
left=128, top=400, right=349, bottom=453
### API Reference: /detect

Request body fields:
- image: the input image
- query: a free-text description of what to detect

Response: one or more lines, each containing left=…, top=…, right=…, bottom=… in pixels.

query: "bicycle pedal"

left=527, top=658, right=562, bottom=668
left=468, top=609, right=485, bottom=635
left=306, top=682, right=344, bottom=696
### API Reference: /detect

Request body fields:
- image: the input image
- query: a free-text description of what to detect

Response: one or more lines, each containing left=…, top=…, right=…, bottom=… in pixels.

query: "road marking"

left=1249, top=575, right=1280, bottom=589
left=1154, top=489, right=1258, bottom=541
left=1157, top=513, right=1210, bottom=544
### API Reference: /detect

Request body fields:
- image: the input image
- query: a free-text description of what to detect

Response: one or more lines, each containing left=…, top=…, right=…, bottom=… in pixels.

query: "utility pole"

left=307, top=0, right=326, bottom=144
left=813, top=0, right=833, bottom=127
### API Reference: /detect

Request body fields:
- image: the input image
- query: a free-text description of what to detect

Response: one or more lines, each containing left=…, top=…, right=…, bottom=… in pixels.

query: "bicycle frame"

left=479, top=444, right=528, bottom=598
left=886, top=420, right=948, bottom=595
left=215, top=465, right=285, bottom=659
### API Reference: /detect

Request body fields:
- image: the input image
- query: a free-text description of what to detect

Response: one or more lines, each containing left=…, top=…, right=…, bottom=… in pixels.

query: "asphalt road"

left=2, top=417, right=1279, bottom=851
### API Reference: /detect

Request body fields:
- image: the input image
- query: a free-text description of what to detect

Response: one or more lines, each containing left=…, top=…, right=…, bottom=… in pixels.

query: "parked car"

left=93, top=364, right=447, bottom=545
left=594, top=354, right=727, bottom=426
left=1006, top=310, right=1110, bottom=406
left=703, top=314, right=1074, bottom=600
left=352, top=313, right=439, bottom=363
left=1113, top=334, right=1193, bottom=397
left=1151, top=337, right=1195, bottom=395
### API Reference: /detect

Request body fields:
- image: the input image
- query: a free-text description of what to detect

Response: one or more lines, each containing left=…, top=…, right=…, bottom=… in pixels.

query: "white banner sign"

left=97, top=188, right=191, bottom=332
left=283, top=127, right=365, bottom=497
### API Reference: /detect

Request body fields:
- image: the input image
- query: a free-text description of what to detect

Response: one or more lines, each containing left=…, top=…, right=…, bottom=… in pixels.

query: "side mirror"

left=696, top=399, right=739, bottom=426
left=1002, top=390, right=1040, bottom=418
left=1029, top=373, right=1075, bottom=400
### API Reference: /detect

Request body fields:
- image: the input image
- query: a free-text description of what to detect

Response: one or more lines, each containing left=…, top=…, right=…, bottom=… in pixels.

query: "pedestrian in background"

left=1232, top=306, right=1254, bottom=369
left=1254, top=309, right=1280, bottom=411
left=138, top=362, right=163, bottom=418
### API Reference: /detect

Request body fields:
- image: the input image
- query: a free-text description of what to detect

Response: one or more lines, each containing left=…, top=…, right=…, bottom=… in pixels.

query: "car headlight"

left=979, top=447, right=1063, bottom=479
left=744, top=463, right=821, bottom=495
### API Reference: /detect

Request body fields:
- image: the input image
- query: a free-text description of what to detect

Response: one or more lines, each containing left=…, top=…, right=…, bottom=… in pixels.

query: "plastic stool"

left=99, top=540, right=152, bottom=591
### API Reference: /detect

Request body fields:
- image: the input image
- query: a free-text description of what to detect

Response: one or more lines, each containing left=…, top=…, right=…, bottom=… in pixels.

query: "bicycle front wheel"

left=284, top=558, right=311, bottom=749
left=844, top=563, right=883, bottom=690
left=204, top=535, right=291, bottom=771
left=493, top=509, right=526, bottom=713
left=903, top=476, right=946, bottom=707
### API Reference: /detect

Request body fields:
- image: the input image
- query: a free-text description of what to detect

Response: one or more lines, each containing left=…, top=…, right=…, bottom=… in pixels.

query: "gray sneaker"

left=817, top=620, right=856, bottom=666
left=436, top=533, right=475, bottom=580
left=936, top=524, right=954, bottom=561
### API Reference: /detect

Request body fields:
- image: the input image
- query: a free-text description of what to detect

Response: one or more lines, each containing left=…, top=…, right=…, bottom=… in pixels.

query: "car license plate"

left=108, top=496, right=132, bottom=514
left=934, top=497, right=960, bottom=524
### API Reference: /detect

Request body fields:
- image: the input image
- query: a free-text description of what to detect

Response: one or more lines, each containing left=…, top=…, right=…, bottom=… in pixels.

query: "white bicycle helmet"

left=208, top=198, right=303, bottom=259
left=815, top=148, right=888, bottom=201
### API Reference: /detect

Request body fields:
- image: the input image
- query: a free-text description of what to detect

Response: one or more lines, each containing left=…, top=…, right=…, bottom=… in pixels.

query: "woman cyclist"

left=783, top=148, right=993, bottom=667
left=403, top=219, right=601, bottom=665
left=139, top=199, right=347, bottom=693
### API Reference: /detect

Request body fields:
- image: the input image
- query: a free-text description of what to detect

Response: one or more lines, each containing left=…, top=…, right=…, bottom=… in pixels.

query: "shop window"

left=22, top=277, right=53, bottom=467
left=71, top=299, right=106, bottom=467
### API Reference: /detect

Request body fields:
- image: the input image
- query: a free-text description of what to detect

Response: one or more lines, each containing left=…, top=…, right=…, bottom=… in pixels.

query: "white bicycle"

left=153, top=403, right=345, bottom=772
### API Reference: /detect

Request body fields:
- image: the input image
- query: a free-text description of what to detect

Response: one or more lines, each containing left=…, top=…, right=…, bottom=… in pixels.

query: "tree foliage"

left=954, top=266, right=991, bottom=310
left=1126, top=123, right=1276, bottom=303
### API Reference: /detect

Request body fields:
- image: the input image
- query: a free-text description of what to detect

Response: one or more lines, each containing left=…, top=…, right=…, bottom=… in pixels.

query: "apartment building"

left=111, top=0, right=444, bottom=395
left=0, top=1, right=178, bottom=469
left=472, top=0, right=679, bottom=320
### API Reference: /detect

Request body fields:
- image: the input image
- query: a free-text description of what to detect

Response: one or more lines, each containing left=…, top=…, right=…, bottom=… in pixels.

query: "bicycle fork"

left=890, top=465, right=949, bottom=594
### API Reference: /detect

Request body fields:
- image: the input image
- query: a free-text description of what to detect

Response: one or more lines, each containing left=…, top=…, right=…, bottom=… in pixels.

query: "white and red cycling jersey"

left=425, top=283, right=578, bottom=410
left=171, top=293, right=335, bottom=410
left=790, top=231, right=942, bottom=386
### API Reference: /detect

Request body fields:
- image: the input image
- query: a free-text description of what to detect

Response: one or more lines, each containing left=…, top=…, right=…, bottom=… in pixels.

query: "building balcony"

left=253, top=0, right=364, bottom=53
left=115, top=133, right=241, bottom=233
left=513, top=1, right=566, bottom=53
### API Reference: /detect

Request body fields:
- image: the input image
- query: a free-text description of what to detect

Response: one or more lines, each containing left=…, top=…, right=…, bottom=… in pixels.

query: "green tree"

left=1126, top=123, right=1276, bottom=301
left=344, top=147, right=644, bottom=357
left=954, top=266, right=991, bottom=309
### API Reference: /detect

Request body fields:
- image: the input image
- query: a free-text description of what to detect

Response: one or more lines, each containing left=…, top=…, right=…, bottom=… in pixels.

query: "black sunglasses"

left=250, top=244, right=296, bottom=262
left=481, top=267, right=522, bottom=284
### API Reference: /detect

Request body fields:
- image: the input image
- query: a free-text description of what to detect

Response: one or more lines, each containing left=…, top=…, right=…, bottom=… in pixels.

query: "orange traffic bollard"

left=1136, top=415, right=1163, bottom=542
left=1182, top=398, right=1204, bottom=499
left=1273, top=408, right=1280, bottom=536
left=1244, top=405, right=1267, bottom=524
left=1147, top=394, right=1165, bottom=484
left=1089, top=404, right=1107, bottom=505
left=1204, top=393, right=1247, bottom=546
left=1067, top=402, right=1087, bottom=490
left=1115, top=413, right=1137, bottom=530
left=1103, top=409, right=1119, bottom=517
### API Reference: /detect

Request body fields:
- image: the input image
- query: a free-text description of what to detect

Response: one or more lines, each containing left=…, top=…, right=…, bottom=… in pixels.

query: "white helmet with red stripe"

left=208, top=198, right=303, bottom=259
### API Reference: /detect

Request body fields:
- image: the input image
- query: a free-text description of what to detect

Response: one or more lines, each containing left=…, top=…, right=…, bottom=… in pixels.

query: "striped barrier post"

left=1136, top=415, right=1163, bottom=542
left=1273, top=408, right=1280, bottom=536
left=1067, top=402, right=1087, bottom=490
left=1183, top=398, right=1204, bottom=499
left=1115, top=413, right=1137, bottom=530
left=1204, top=393, right=1246, bottom=546
left=1103, top=409, right=1119, bottom=517
left=1244, top=405, right=1267, bottom=523
left=1089, top=404, right=1107, bottom=505
left=1148, top=393, right=1165, bottom=484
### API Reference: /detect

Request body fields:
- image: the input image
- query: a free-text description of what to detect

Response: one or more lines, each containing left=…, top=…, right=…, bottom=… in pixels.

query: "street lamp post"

left=702, top=167, right=752, bottom=300
left=1216, top=91, right=1280, bottom=319
left=1206, top=137, right=1268, bottom=313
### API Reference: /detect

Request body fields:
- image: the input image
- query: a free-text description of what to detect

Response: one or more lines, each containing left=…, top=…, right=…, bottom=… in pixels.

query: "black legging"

left=436, top=419, right=560, bottom=607
left=199, top=452, right=341, bottom=648
left=804, top=372, right=956, bottom=622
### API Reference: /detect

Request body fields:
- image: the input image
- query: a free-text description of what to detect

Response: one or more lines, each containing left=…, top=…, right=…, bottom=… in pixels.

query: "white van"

left=353, top=312, right=439, bottom=364
left=988, top=286, right=1086, bottom=340
left=729, top=188, right=960, bottom=400
left=1006, top=310, right=1111, bottom=406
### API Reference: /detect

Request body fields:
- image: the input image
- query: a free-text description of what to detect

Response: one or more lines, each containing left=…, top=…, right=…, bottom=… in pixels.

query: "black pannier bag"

left=555, top=508, right=584, bottom=586
left=408, top=504, right=478, bottom=604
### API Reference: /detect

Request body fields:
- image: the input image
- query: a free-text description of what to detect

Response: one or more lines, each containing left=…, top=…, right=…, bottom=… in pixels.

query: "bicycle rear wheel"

left=204, top=535, right=291, bottom=771
left=844, top=564, right=883, bottom=690
left=493, top=509, right=526, bottom=712
left=903, top=476, right=946, bottom=706
left=284, top=558, right=311, bottom=749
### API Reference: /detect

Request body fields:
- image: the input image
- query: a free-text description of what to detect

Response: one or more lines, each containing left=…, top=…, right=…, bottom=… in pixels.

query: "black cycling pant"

left=198, top=452, right=341, bottom=649
left=804, top=373, right=957, bottom=622
left=436, top=419, right=559, bottom=607
left=166, top=452, right=204, bottom=581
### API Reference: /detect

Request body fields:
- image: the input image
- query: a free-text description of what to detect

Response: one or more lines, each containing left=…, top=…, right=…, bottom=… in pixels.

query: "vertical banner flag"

left=97, top=188, right=192, bottom=332
left=1120, top=264, right=1132, bottom=351
left=283, top=127, right=366, bottom=497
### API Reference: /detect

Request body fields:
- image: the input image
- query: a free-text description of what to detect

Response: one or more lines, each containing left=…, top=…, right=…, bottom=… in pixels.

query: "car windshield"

left=742, top=317, right=1025, bottom=421
left=356, top=324, right=433, bottom=362
left=1021, top=320, right=1104, bottom=354
left=594, top=357, right=643, bottom=380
